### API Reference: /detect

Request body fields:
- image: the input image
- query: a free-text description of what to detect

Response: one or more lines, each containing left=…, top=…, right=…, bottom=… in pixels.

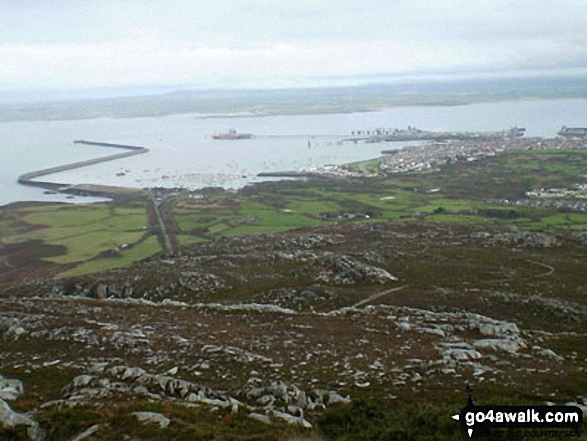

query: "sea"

left=2, top=98, right=587, bottom=207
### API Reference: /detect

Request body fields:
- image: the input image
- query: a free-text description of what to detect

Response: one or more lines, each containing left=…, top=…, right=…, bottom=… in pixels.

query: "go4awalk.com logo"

left=451, top=389, right=583, bottom=438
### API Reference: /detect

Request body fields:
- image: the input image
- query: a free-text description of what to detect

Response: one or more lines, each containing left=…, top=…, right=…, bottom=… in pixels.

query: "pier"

left=17, top=140, right=149, bottom=198
left=253, top=135, right=346, bottom=139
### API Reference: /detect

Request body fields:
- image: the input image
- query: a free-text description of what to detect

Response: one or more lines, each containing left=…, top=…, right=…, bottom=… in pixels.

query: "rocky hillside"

left=1, top=220, right=586, bottom=439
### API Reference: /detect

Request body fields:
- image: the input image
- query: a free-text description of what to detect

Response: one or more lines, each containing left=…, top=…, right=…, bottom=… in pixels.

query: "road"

left=149, top=189, right=173, bottom=253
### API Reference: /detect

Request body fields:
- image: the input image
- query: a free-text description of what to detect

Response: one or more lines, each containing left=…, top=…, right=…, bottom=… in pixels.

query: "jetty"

left=17, top=140, right=149, bottom=199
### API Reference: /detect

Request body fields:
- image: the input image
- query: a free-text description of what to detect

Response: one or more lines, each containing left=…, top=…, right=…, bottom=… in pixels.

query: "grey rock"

left=294, top=390, right=307, bottom=408
left=538, top=348, right=563, bottom=360
left=249, top=412, right=272, bottom=424
left=422, top=326, right=445, bottom=337
left=257, top=395, right=275, bottom=406
left=229, top=397, right=241, bottom=413
left=71, top=423, right=102, bottom=441
left=95, top=284, right=109, bottom=299
left=72, top=375, right=95, bottom=388
left=88, top=362, right=108, bottom=375
left=0, top=398, right=31, bottom=427
left=0, top=398, right=44, bottom=441
left=133, top=411, right=170, bottom=428
left=474, top=339, right=522, bottom=354
left=122, top=366, right=146, bottom=380
left=268, top=381, right=288, bottom=401
left=477, top=321, right=519, bottom=337
left=271, top=409, right=312, bottom=428
left=0, top=376, right=24, bottom=401
left=166, top=366, right=178, bottom=375
left=0, top=317, right=26, bottom=341
left=287, top=405, right=304, bottom=417
left=442, top=348, right=483, bottom=362
left=0, top=387, right=21, bottom=401
left=315, top=254, right=397, bottom=285
left=327, top=392, right=351, bottom=405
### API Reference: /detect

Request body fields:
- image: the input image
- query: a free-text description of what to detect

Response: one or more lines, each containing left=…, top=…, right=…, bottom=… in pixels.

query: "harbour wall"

left=17, top=140, right=149, bottom=198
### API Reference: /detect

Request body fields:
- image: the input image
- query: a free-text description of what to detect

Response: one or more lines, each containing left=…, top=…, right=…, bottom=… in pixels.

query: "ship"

left=212, top=129, right=253, bottom=140
left=505, top=126, right=526, bottom=137
left=558, top=126, right=587, bottom=138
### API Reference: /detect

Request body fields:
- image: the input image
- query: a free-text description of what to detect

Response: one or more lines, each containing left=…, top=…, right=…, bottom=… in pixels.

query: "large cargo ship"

left=212, top=129, right=253, bottom=140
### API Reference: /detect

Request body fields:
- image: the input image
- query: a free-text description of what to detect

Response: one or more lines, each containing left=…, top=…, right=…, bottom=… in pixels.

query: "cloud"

left=1, top=0, right=587, bottom=90
left=2, top=35, right=587, bottom=90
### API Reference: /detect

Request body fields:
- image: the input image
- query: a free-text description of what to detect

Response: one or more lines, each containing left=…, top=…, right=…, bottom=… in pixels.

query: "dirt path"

left=350, top=285, right=410, bottom=309
left=527, top=259, right=555, bottom=278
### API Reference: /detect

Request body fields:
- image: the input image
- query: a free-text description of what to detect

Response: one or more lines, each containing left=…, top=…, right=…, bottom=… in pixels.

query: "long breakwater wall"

left=18, top=140, right=149, bottom=197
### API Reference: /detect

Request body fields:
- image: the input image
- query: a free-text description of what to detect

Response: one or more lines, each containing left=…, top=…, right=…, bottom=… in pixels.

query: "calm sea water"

left=1, top=99, right=586, bottom=207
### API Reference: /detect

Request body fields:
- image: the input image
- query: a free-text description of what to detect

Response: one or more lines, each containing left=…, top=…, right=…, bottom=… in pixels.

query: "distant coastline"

left=2, top=75, right=587, bottom=123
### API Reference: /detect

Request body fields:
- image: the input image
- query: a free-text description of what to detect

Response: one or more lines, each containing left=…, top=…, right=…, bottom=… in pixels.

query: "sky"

left=1, top=0, right=587, bottom=99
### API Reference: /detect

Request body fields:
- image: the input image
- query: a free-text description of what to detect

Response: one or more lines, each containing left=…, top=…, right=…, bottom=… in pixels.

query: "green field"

left=169, top=149, right=587, bottom=244
left=2, top=205, right=149, bottom=262
left=168, top=150, right=587, bottom=245
left=0, top=200, right=162, bottom=281
left=56, top=235, right=162, bottom=278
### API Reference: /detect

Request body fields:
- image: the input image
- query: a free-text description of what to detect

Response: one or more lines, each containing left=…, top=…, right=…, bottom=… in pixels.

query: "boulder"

left=0, top=376, right=24, bottom=401
left=315, top=254, right=397, bottom=285
left=166, top=366, right=178, bottom=375
left=442, top=348, right=482, bottom=362
left=327, top=392, right=351, bottom=405
left=474, top=339, right=522, bottom=354
left=249, top=412, right=272, bottom=424
left=0, top=387, right=21, bottom=401
left=72, top=375, right=95, bottom=388
left=294, top=390, right=307, bottom=408
left=71, top=423, right=101, bottom=441
left=271, top=409, right=312, bottom=428
left=133, top=411, right=170, bottom=428
left=537, top=348, right=563, bottom=360
left=0, top=398, right=44, bottom=441
left=0, top=317, right=26, bottom=341
left=477, top=321, right=519, bottom=337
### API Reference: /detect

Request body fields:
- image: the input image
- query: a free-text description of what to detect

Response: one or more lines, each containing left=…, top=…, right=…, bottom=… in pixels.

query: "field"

left=169, top=149, right=587, bottom=243
left=0, top=199, right=161, bottom=284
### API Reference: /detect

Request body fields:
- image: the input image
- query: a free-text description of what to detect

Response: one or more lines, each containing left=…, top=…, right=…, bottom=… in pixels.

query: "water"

left=1, top=99, right=586, bottom=206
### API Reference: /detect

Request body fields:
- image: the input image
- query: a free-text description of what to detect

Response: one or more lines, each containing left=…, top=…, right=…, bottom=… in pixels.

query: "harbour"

left=3, top=98, right=587, bottom=206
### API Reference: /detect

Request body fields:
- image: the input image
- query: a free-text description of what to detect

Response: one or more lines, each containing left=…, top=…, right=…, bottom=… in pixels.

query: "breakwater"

left=18, top=140, right=149, bottom=198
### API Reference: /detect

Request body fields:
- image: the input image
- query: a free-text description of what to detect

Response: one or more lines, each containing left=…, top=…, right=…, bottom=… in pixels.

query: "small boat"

left=212, top=129, right=253, bottom=140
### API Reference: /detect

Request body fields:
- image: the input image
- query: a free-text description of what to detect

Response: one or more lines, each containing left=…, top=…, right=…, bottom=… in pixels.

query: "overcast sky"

left=1, top=0, right=587, bottom=95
